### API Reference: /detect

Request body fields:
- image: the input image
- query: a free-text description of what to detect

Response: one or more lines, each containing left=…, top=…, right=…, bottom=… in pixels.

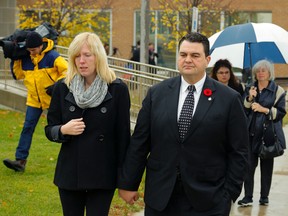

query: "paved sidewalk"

left=132, top=125, right=288, bottom=216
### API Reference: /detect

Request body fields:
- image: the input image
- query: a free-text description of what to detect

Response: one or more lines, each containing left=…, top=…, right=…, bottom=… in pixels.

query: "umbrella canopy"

left=208, top=22, right=288, bottom=69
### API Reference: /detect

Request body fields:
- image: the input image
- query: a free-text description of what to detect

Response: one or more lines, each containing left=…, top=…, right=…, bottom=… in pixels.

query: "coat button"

left=69, top=106, right=75, bottom=112
left=100, top=107, right=107, bottom=113
left=99, top=135, right=104, bottom=141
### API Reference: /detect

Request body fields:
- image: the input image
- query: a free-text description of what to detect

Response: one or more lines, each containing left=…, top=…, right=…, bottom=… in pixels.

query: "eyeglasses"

left=217, top=71, right=229, bottom=75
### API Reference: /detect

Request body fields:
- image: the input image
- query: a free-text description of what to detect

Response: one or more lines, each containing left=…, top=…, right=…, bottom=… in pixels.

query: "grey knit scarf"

left=69, top=74, right=108, bottom=109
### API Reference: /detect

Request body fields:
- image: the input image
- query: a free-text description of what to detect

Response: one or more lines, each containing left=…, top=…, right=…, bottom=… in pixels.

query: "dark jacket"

left=119, top=76, right=249, bottom=212
left=130, top=47, right=140, bottom=62
left=229, top=82, right=244, bottom=97
left=148, top=50, right=158, bottom=65
left=45, top=78, right=131, bottom=190
left=243, top=81, right=286, bottom=154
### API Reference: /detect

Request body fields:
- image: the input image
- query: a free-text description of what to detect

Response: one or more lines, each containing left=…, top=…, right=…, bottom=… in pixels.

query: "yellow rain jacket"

left=11, top=38, right=67, bottom=109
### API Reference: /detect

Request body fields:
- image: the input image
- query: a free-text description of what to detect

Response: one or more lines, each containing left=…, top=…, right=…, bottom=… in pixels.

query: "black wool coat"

left=45, top=78, right=131, bottom=190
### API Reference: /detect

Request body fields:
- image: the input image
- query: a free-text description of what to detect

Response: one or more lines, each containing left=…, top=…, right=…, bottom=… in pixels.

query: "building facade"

left=110, top=0, right=288, bottom=77
left=0, top=0, right=17, bottom=37
left=2, top=0, right=288, bottom=78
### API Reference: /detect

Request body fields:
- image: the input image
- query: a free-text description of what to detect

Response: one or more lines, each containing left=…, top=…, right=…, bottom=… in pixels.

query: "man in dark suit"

left=118, top=32, right=249, bottom=215
left=130, top=40, right=140, bottom=62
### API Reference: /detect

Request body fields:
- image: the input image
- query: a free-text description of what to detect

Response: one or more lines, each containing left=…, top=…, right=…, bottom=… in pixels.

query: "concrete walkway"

left=132, top=125, right=288, bottom=216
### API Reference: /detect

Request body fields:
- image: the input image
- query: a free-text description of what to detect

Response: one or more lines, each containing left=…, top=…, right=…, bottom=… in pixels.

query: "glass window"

left=133, top=10, right=272, bottom=70
left=134, top=10, right=177, bottom=68
left=225, top=11, right=272, bottom=26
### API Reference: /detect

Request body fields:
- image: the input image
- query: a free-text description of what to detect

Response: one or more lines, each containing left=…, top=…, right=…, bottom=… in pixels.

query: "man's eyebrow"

left=179, top=51, right=201, bottom=55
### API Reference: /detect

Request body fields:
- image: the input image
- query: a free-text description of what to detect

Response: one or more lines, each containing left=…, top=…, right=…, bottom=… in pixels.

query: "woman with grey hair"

left=45, top=32, right=131, bottom=216
left=238, top=59, right=286, bottom=207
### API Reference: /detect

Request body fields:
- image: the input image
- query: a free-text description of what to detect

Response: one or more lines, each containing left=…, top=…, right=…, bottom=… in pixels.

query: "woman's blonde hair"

left=252, top=59, right=275, bottom=81
left=65, top=32, right=116, bottom=86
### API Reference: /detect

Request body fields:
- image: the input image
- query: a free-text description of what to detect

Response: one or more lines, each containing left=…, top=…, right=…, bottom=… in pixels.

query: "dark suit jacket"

left=130, top=48, right=140, bottom=62
left=118, top=75, right=249, bottom=212
left=45, top=78, right=131, bottom=190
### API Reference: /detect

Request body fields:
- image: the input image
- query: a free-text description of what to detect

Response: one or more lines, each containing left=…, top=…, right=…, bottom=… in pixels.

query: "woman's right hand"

left=60, top=118, right=86, bottom=135
left=248, top=86, right=257, bottom=102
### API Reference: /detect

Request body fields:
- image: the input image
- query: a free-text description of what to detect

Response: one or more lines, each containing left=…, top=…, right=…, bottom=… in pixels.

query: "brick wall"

left=0, top=0, right=17, bottom=38
left=13, top=0, right=288, bottom=78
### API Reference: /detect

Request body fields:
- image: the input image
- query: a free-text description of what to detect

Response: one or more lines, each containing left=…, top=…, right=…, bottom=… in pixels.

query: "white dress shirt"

left=177, top=74, right=206, bottom=121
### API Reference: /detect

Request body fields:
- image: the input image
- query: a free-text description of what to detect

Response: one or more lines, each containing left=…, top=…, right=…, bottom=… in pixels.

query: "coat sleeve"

left=271, top=86, right=286, bottom=121
left=118, top=87, right=152, bottom=190
left=115, top=81, right=131, bottom=175
left=10, top=60, right=25, bottom=80
left=45, top=80, right=71, bottom=143
left=54, top=55, right=68, bottom=81
left=225, top=93, right=249, bottom=202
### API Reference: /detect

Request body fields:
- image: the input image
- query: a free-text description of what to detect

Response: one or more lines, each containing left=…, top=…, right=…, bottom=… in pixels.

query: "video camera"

left=0, top=22, right=58, bottom=60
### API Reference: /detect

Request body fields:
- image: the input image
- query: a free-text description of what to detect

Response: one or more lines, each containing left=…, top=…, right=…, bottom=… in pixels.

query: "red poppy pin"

left=203, top=88, right=212, bottom=100
left=203, top=88, right=212, bottom=96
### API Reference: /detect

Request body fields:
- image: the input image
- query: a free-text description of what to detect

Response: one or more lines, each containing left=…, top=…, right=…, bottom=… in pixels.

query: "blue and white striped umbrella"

left=208, top=22, right=288, bottom=69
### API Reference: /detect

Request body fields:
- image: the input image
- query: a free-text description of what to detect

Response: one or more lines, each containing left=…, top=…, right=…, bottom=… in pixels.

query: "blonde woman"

left=45, top=32, right=131, bottom=216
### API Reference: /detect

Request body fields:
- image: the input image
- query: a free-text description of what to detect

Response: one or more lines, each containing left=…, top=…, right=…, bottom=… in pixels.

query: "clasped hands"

left=251, top=102, right=267, bottom=113
left=118, top=189, right=139, bottom=205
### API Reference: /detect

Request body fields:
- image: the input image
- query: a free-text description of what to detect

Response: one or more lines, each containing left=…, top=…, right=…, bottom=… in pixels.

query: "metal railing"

left=0, top=46, right=179, bottom=126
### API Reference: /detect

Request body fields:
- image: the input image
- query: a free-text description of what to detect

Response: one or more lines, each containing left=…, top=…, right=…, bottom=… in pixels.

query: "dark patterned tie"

left=178, top=85, right=195, bottom=141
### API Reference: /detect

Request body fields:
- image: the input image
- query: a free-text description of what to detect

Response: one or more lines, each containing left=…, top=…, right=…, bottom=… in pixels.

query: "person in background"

left=210, top=59, right=244, bottom=96
left=3, top=31, right=67, bottom=172
left=45, top=32, right=131, bottom=216
left=148, top=42, right=159, bottom=74
left=130, top=40, right=140, bottom=62
left=104, top=43, right=110, bottom=56
left=148, top=42, right=159, bottom=66
left=112, top=47, right=121, bottom=58
left=238, top=59, right=286, bottom=207
left=118, top=32, right=249, bottom=216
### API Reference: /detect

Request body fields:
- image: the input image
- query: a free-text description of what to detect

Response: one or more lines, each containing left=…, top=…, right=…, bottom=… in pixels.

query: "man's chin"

left=181, top=70, right=196, bottom=75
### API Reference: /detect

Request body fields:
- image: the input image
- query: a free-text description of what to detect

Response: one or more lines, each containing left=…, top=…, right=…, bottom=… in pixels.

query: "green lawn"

left=0, top=109, right=144, bottom=216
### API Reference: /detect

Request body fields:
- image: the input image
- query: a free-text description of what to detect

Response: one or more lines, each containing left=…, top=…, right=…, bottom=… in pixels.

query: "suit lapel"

left=185, top=77, right=216, bottom=139
left=166, top=76, right=181, bottom=138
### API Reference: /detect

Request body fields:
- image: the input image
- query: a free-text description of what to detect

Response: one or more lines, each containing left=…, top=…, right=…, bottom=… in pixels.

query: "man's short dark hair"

left=178, top=32, right=210, bottom=57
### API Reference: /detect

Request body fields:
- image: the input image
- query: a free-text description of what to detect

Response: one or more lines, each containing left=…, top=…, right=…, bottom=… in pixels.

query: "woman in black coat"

left=45, top=32, right=131, bottom=216
left=238, top=59, right=286, bottom=207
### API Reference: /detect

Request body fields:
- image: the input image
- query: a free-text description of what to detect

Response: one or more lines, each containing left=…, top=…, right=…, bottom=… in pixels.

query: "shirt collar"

left=180, top=73, right=206, bottom=94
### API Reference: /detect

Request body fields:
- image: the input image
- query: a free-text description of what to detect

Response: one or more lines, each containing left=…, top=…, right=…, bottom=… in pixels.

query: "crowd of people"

left=2, top=30, right=286, bottom=216
left=130, top=40, right=159, bottom=66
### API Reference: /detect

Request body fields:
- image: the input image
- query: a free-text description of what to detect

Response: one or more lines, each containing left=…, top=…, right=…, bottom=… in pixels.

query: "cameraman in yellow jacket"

left=3, top=31, right=67, bottom=172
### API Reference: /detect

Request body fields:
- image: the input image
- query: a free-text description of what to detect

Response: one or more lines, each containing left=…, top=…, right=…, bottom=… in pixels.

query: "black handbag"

left=259, top=112, right=284, bottom=159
